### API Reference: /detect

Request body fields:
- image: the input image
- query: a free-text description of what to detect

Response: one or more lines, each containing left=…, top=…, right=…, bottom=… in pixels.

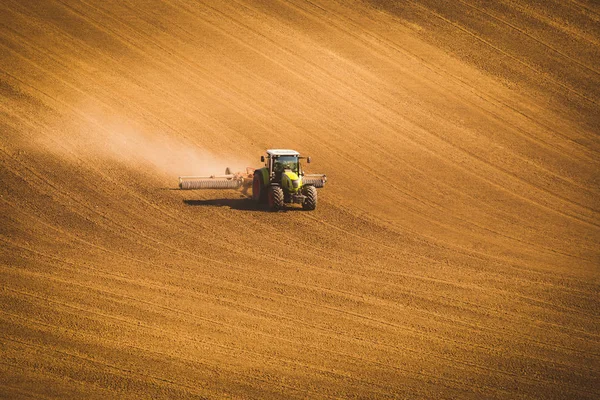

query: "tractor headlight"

left=292, top=179, right=300, bottom=189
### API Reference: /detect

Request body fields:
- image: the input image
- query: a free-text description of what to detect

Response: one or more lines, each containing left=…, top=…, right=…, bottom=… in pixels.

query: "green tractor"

left=178, top=149, right=327, bottom=211
left=252, top=149, right=327, bottom=211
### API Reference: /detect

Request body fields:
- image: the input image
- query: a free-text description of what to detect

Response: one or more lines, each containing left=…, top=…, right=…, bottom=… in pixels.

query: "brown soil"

left=1, top=0, right=599, bottom=398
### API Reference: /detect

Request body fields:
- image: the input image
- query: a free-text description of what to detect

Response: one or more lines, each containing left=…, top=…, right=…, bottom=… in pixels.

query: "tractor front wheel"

left=268, top=186, right=284, bottom=211
left=302, top=186, right=317, bottom=210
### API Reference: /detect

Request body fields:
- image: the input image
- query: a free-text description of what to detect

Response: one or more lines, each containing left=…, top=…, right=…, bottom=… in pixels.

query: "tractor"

left=179, top=149, right=327, bottom=211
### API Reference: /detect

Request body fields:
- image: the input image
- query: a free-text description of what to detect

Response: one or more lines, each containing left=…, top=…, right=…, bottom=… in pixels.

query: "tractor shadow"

left=183, top=198, right=256, bottom=211
left=183, top=198, right=305, bottom=212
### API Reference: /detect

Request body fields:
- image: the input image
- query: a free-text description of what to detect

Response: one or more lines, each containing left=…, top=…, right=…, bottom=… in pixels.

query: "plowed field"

left=1, top=1, right=599, bottom=398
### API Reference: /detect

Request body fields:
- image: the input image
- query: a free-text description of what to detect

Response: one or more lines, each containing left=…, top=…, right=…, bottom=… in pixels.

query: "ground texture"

left=1, top=0, right=599, bottom=398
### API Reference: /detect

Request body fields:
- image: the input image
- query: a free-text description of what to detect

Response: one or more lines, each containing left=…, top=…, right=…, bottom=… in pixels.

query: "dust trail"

left=36, top=115, right=251, bottom=179
left=91, top=128, right=249, bottom=178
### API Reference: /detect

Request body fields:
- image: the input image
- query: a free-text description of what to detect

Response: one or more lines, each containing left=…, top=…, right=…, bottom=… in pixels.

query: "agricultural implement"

left=179, top=149, right=327, bottom=211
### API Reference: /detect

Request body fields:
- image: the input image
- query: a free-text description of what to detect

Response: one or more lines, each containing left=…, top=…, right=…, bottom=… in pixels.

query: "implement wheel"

left=268, top=186, right=284, bottom=211
left=302, top=186, right=317, bottom=211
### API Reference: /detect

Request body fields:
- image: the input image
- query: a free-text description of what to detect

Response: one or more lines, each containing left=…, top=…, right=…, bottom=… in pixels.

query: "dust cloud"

left=91, top=128, right=249, bottom=178
left=37, top=114, right=250, bottom=179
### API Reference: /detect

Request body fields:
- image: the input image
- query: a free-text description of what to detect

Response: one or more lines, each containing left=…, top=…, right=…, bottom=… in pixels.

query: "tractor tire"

left=268, top=185, right=284, bottom=211
left=302, top=186, right=317, bottom=210
left=252, top=172, right=266, bottom=204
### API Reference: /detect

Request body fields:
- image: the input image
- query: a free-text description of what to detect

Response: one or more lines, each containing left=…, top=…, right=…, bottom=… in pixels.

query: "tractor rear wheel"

left=268, top=186, right=284, bottom=211
left=302, top=186, right=317, bottom=210
left=252, top=172, right=266, bottom=203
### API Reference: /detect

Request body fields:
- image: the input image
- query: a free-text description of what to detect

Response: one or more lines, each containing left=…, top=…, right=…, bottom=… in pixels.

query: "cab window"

left=273, top=155, right=299, bottom=174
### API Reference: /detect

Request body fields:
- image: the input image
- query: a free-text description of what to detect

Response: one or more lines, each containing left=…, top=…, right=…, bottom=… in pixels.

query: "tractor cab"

left=261, top=149, right=309, bottom=182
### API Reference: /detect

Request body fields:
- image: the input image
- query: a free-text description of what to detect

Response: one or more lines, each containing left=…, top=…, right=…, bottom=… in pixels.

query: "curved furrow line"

left=0, top=17, right=232, bottom=151
left=0, top=257, right=536, bottom=366
left=1, top=311, right=354, bottom=399
left=315, top=126, right=595, bottom=267
left=297, top=214, right=599, bottom=302
left=2, top=2, right=146, bottom=90
left=346, top=203, right=598, bottom=289
left=0, top=360, right=142, bottom=400
left=0, top=170, right=427, bottom=312
left=0, top=314, right=381, bottom=399
left=3, top=0, right=596, bottom=231
left=346, top=5, right=600, bottom=162
left=98, top=257, right=600, bottom=365
left=241, top=183, right=591, bottom=293
left=397, top=116, right=599, bottom=229
left=3, top=0, right=251, bottom=160
left=26, top=0, right=347, bottom=160
left=407, top=0, right=599, bottom=106
left=307, top=109, right=576, bottom=248
left=9, top=222, right=598, bottom=358
left=0, top=300, right=473, bottom=398
left=234, top=3, right=600, bottom=228
left=0, top=305, right=555, bottom=400
left=0, top=298, right=538, bottom=399
left=298, top=286, right=600, bottom=361
left=1, top=79, right=345, bottom=280
left=0, top=146, right=184, bottom=265
left=0, top=378, right=55, bottom=400
left=340, top=152, right=598, bottom=262
left=498, top=0, right=600, bottom=47
left=26, top=248, right=600, bottom=358
left=291, top=0, right=600, bottom=163
left=0, top=334, right=232, bottom=399
left=459, top=0, right=599, bottom=76
left=0, top=152, right=188, bottom=263
left=0, top=205, right=168, bottom=275
left=51, top=0, right=168, bottom=67
left=1, top=1, right=129, bottom=69
left=8, top=239, right=599, bottom=368
left=272, top=293, right=600, bottom=387
left=166, top=0, right=379, bottom=144
left=321, top=289, right=600, bottom=359
left=7, top=254, right=595, bottom=382
left=318, top=71, right=600, bottom=229
left=569, top=0, right=600, bottom=19
left=309, top=198, right=591, bottom=285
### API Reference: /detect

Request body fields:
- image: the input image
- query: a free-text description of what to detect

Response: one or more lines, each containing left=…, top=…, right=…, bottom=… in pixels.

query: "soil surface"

left=1, top=1, right=599, bottom=399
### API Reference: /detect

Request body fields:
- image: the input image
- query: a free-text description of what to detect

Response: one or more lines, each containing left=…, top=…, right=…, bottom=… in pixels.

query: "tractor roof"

left=266, top=149, right=300, bottom=156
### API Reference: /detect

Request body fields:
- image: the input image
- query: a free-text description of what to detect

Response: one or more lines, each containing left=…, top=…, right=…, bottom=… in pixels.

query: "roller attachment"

left=179, top=168, right=254, bottom=190
left=179, top=177, right=243, bottom=190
